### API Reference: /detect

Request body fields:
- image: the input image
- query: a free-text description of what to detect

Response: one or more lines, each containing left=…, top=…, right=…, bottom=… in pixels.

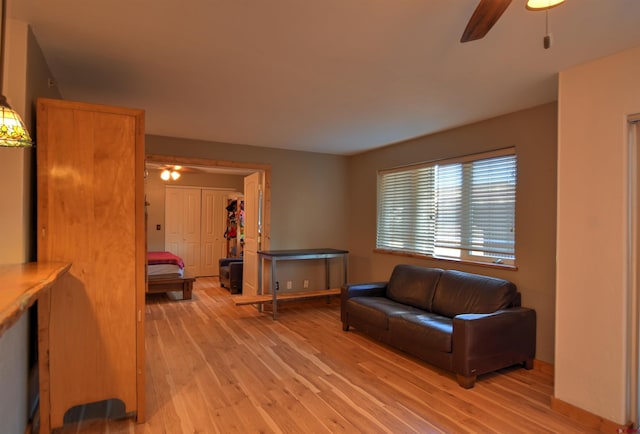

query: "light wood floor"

left=52, top=277, right=602, bottom=433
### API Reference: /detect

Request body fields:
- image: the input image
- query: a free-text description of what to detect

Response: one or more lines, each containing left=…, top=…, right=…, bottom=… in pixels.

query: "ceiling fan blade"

left=461, top=0, right=513, bottom=43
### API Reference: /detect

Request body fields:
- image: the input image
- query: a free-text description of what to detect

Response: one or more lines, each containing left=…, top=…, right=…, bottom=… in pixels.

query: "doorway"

left=628, top=114, right=640, bottom=427
left=145, top=154, right=272, bottom=286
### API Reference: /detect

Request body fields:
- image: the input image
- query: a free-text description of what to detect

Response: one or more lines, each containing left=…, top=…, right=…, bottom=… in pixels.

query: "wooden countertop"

left=0, top=262, right=71, bottom=339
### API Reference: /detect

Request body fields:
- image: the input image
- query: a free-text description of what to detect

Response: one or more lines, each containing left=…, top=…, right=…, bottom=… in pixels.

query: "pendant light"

left=0, top=0, right=33, bottom=147
left=526, top=0, right=565, bottom=10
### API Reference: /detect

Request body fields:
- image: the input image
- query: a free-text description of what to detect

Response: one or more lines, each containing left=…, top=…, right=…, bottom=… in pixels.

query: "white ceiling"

left=11, top=0, right=640, bottom=155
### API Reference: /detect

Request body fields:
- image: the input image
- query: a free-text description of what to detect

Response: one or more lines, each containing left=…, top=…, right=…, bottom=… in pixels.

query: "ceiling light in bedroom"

left=0, top=0, right=33, bottom=147
left=160, top=169, right=181, bottom=181
left=526, top=0, right=565, bottom=10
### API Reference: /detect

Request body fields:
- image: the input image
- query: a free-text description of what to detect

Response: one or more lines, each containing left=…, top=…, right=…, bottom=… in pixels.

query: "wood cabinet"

left=36, top=98, right=146, bottom=430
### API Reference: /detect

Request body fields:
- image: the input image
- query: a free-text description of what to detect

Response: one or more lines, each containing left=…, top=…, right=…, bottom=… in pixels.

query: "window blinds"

left=377, top=149, right=516, bottom=263
left=377, top=167, right=436, bottom=254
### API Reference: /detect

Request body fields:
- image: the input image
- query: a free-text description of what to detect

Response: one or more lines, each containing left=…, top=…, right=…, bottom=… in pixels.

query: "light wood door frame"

left=628, top=114, right=640, bottom=426
left=146, top=154, right=271, bottom=255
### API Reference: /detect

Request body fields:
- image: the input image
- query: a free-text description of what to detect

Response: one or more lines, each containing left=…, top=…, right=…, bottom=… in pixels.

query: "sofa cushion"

left=389, top=312, right=453, bottom=353
left=346, top=297, right=422, bottom=330
left=386, top=265, right=443, bottom=311
left=432, top=270, right=517, bottom=318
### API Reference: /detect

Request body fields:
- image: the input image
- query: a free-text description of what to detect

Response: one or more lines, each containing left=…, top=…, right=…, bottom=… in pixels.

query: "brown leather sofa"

left=219, top=258, right=243, bottom=294
left=341, top=264, right=536, bottom=388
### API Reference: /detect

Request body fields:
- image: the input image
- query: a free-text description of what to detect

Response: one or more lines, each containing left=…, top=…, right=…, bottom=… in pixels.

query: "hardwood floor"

left=51, top=277, right=603, bottom=433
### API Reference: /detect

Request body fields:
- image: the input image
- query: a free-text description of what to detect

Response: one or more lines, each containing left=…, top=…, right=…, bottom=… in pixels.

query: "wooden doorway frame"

left=146, top=154, right=272, bottom=253
left=627, top=115, right=640, bottom=427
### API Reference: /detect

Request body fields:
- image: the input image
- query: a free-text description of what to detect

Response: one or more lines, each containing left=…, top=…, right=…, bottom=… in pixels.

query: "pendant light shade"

left=0, top=0, right=34, bottom=147
left=0, top=96, right=33, bottom=147
left=526, top=0, right=565, bottom=10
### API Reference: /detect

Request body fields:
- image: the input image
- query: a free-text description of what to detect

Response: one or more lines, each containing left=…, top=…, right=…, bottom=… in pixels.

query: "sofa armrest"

left=220, top=261, right=243, bottom=293
left=219, top=257, right=243, bottom=267
left=340, top=282, right=387, bottom=328
left=341, top=282, right=388, bottom=299
left=452, top=307, right=536, bottom=382
left=229, top=261, right=243, bottom=277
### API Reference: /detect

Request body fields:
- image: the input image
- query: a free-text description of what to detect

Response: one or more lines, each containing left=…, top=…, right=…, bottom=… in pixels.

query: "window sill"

left=373, top=249, right=518, bottom=271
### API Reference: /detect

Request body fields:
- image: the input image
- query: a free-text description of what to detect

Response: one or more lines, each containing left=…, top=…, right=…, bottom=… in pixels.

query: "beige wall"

left=0, top=20, right=61, bottom=434
left=556, top=44, right=640, bottom=424
left=1, top=19, right=31, bottom=265
left=145, top=168, right=244, bottom=251
left=346, top=103, right=558, bottom=363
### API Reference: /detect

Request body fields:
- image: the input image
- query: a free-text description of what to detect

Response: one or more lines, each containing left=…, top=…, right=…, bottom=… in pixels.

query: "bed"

left=147, top=251, right=194, bottom=300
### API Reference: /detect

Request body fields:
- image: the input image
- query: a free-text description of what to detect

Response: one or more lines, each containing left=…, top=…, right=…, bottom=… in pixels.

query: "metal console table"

left=258, top=248, right=348, bottom=320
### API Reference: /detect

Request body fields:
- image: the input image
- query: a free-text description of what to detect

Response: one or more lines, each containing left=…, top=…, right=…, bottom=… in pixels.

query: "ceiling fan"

left=460, top=0, right=566, bottom=43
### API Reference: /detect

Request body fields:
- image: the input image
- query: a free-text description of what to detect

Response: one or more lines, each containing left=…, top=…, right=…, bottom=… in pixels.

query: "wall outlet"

left=286, top=280, right=292, bottom=290
left=303, top=279, right=309, bottom=289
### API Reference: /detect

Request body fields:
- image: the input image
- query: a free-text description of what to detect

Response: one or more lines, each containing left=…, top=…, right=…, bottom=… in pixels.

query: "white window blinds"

left=377, top=167, right=436, bottom=254
left=377, top=149, right=516, bottom=264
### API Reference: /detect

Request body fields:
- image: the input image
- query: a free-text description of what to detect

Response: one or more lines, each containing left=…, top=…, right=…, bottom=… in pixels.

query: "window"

left=376, top=148, right=516, bottom=266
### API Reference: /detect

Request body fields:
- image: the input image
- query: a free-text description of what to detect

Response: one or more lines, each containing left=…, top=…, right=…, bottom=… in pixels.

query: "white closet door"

left=165, top=186, right=202, bottom=276
left=182, top=188, right=202, bottom=276
left=201, top=189, right=226, bottom=276
left=164, top=188, right=183, bottom=255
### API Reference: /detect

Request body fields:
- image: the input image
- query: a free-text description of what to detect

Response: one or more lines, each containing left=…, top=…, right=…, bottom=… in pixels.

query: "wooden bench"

left=233, top=288, right=340, bottom=306
left=147, top=276, right=195, bottom=300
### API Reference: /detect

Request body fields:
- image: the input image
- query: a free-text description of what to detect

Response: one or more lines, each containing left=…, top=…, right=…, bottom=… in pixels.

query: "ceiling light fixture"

left=0, top=0, right=33, bottom=147
left=160, top=168, right=181, bottom=181
left=525, top=0, right=565, bottom=10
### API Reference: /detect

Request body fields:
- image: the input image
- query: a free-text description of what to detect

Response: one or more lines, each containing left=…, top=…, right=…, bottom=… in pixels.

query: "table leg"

left=271, top=259, right=278, bottom=320
left=38, top=288, right=51, bottom=434
left=344, top=254, right=348, bottom=284
left=258, top=256, right=264, bottom=313
left=325, top=257, right=331, bottom=303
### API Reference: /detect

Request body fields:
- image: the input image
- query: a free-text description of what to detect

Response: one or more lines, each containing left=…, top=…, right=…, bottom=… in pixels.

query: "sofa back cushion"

left=386, top=265, right=443, bottom=311
left=432, top=270, right=517, bottom=317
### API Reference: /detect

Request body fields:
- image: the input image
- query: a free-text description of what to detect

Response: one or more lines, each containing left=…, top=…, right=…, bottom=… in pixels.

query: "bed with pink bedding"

left=147, top=251, right=194, bottom=300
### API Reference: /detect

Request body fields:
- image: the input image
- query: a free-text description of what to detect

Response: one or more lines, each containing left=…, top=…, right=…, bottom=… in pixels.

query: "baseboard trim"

left=550, top=396, right=630, bottom=432
left=533, top=360, right=630, bottom=431
left=533, top=359, right=554, bottom=375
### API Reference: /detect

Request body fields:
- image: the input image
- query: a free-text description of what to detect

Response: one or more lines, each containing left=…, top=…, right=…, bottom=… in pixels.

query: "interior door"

left=201, top=189, right=226, bottom=276
left=242, top=172, right=262, bottom=296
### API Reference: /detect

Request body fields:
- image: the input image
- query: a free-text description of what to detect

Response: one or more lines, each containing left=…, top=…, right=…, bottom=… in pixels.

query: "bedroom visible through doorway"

left=145, top=155, right=272, bottom=289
